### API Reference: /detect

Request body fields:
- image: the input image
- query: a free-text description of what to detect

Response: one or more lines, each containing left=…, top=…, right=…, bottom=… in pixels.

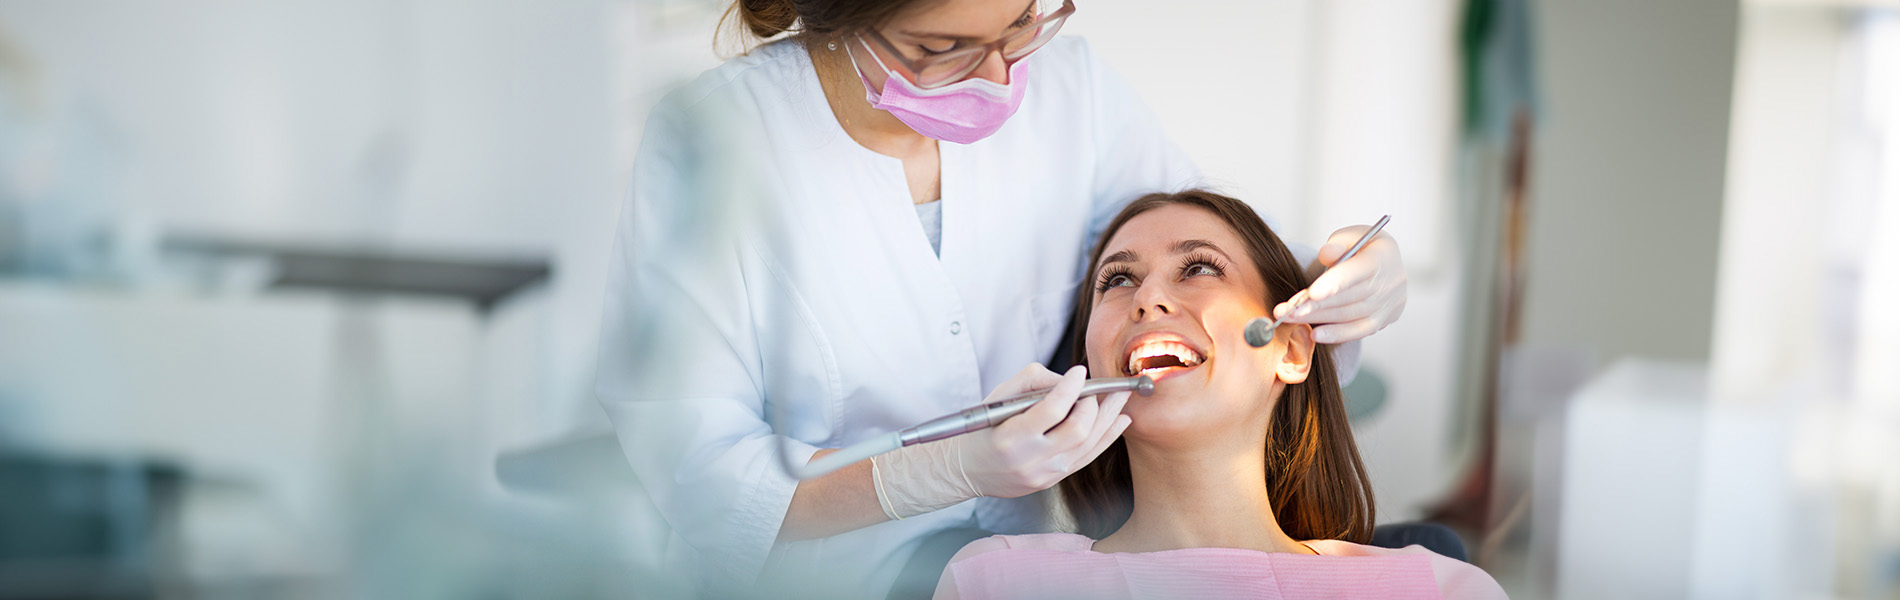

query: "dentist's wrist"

left=870, top=436, right=982, bottom=520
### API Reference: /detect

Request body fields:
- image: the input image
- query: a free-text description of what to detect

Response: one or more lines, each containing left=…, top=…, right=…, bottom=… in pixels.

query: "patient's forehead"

left=1101, top=204, right=1246, bottom=258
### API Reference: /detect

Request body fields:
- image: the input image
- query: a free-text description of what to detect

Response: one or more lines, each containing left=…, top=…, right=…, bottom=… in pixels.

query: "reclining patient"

left=934, top=190, right=1505, bottom=600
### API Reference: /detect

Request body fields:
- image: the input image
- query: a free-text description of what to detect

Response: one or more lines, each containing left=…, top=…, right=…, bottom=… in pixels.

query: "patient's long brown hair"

left=1055, top=190, right=1377, bottom=544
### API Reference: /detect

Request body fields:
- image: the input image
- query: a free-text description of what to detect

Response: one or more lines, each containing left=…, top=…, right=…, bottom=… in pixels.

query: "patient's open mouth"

left=1124, top=339, right=1205, bottom=378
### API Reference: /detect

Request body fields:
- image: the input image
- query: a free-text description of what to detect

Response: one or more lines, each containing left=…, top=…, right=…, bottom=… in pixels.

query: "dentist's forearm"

left=776, top=449, right=889, bottom=541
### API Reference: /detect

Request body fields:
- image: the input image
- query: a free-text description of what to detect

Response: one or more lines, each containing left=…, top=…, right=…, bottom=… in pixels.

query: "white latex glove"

left=871, top=364, right=1132, bottom=520
left=1274, top=225, right=1408, bottom=344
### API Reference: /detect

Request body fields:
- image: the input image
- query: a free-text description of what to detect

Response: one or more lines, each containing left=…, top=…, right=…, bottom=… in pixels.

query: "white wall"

left=0, top=1, right=626, bottom=581
left=1709, top=5, right=1846, bottom=405
left=0, top=0, right=622, bottom=447
left=1699, top=6, right=1900, bottom=598
left=1062, top=1, right=1313, bottom=233
left=1522, top=0, right=1739, bottom=369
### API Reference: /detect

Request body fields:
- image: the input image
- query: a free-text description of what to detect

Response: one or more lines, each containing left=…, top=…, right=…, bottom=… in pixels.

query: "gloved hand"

left=871, top=364, right=1132, bottom=520
left=1274, top=225, right=1407, bottom=344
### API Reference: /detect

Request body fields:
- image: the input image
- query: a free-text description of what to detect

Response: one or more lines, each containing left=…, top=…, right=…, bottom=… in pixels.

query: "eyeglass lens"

left=914, top=12, right=1068, bottom=87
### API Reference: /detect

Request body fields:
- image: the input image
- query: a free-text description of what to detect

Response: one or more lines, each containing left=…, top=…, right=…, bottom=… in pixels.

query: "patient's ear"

left=1274, top=323, right=1315, bottom=385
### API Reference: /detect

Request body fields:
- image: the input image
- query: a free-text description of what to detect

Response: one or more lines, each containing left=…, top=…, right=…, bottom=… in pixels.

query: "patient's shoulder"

left=1305, top=540, right=1510, bottom=600
left=936, top=534, right=1100, bottom=600
left=948, top=533, right=1095, bottom=564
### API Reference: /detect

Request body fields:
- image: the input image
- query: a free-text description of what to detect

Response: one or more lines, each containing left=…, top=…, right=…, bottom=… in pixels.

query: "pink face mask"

left=851, top=37, right=1030, bottom=144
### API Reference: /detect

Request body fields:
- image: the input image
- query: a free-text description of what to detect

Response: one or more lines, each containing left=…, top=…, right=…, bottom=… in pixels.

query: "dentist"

left=594, top=0, right=1409, bottom=596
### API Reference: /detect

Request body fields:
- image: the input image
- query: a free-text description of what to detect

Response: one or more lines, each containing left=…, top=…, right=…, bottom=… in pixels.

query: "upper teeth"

left=1125, top=340, right=1204, bottom=376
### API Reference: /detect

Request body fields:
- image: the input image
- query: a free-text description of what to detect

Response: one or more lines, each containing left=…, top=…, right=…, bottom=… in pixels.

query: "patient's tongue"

left=1137, top=355, right=1186, bottom=372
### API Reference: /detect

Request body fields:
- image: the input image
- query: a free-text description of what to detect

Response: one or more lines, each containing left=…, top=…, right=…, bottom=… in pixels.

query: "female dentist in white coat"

left=594, top=0, right=1409, bottom=596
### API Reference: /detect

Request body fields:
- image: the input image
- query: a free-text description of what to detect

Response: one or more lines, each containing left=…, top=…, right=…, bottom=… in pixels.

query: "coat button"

left=949, top=321, right=962, bottom=335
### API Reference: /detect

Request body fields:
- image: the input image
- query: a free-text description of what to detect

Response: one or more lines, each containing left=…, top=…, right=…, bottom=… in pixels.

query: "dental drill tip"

left=1134, top=375, right=1155, bottom=396
left=1244, top=317, right=1276, bottom=347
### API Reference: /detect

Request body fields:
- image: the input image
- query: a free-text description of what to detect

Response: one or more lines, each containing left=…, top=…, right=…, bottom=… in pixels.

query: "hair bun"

left=736, top=0, right=798, bottom=38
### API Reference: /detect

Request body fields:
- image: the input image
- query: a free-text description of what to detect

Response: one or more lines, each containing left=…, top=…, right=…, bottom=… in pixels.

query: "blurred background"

left=0, top=0, right=1896, bottom=598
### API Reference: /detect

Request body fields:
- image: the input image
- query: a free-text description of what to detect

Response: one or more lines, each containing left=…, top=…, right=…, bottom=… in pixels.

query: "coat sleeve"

left=595, top=103, right=819, bottom=591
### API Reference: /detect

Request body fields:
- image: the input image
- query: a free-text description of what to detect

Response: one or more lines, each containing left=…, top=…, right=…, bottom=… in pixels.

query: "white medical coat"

left=596, top=35, right=1349, bottom=597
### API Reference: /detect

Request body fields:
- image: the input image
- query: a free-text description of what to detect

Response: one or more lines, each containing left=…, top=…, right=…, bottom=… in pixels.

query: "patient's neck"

left=1091, top=430, right=1315, bottom=556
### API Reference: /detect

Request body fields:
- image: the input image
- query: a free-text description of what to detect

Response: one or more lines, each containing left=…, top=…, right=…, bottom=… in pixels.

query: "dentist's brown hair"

left=723, top=0, right=932, bottom=46
left=1056, top=189, right=1377, bottom=544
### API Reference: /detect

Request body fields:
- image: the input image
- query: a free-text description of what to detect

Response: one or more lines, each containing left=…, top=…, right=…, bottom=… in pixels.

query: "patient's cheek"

left=1083, top=318, right=1118, bottom=375
left=1080, top=344, right=1107, bottom=375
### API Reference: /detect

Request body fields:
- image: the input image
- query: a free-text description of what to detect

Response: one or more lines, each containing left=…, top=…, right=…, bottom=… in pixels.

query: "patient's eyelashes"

left=1095, top=251, right=1229, bottom=295
left=1179, top=251, right=1227, bottom=280
left=1096, top=265, right=1136, bottom=293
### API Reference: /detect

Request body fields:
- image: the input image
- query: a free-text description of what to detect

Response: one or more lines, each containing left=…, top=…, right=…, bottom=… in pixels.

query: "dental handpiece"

left=790, top=376, right=1155, bottom=480
left=897, top=375, right=1155, bottom=446
left=1244, top=215, right=1392, bottom=348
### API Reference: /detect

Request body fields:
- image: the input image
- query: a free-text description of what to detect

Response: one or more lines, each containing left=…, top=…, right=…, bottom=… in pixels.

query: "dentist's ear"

left=1274, top=323, right=1315, bottom=385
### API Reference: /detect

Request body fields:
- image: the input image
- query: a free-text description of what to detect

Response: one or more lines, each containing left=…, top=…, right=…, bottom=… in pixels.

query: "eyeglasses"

left=860, top=0, right=1075, bottom=90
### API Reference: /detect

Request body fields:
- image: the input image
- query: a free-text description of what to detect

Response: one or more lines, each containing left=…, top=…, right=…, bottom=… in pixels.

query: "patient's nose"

left=1133, top=283, right=1175, bottom=320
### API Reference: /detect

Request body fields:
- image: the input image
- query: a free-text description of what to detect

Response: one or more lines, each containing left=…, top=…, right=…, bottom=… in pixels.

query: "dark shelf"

left=165, top=237, right=551, bottom=314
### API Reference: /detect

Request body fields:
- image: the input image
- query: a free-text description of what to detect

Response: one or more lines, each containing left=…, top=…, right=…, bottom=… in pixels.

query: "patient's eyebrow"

left=1170, top=239, right=1233, bottom=261
left=1099, top=248, right=1139, bottom=269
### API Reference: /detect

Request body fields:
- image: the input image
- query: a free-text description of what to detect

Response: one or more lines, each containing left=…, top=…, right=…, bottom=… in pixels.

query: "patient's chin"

left=1121, top=387, right=1223, bottom=440
left=1123, top=408, right=1222, bottom=446
left=1121, top=373, right=1280, bottom=446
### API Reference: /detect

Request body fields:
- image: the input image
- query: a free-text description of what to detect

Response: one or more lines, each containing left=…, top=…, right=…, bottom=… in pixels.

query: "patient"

left=934, top=190, right=1505, bottom=599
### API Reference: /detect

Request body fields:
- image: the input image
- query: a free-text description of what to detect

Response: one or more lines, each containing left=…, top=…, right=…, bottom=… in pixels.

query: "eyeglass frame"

left=856, top=0, right=1076, bottom=90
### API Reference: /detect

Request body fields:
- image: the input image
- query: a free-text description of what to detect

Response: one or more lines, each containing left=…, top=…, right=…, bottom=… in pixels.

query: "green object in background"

left=1344, top=368, right=1389, bottom=424
left=1460, top=0, right=1541, bottom=140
